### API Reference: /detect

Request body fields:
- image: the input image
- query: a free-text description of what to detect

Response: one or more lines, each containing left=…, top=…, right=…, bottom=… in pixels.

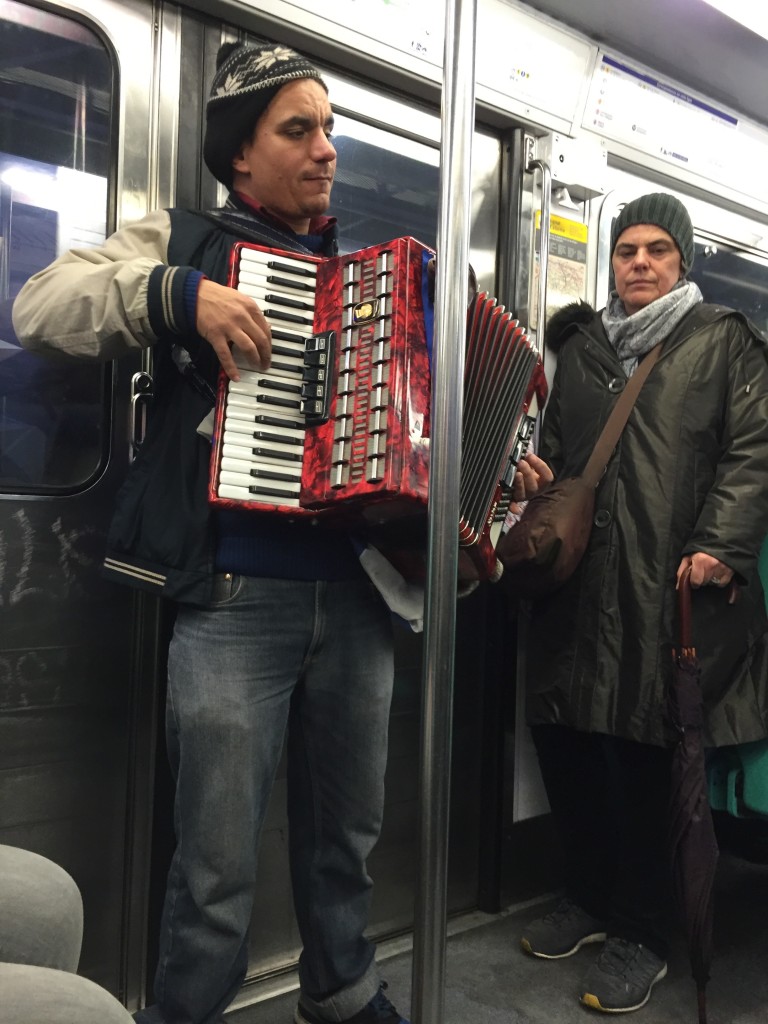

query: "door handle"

left=525, top=135, right=552, bottom=352
left=130, top=370, right=153, bottom=459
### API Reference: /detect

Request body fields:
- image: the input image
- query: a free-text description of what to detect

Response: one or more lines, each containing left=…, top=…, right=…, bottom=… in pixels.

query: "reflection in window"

left=689, top=242, right=768, bottom=335
left=0, top=1, right=112, bottom=491
left=328, top=115, right=501, bottom=291
left=330, top=116, right=440, bottom=253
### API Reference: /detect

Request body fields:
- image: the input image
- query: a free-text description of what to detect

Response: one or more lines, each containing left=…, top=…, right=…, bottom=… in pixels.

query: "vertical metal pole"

left=524, top=136, right=552, bottom=353
left=411, top=1, right=477, bottom=1022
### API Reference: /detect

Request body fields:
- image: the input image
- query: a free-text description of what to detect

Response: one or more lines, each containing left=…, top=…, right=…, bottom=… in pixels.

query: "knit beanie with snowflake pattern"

left=203, top=41, right=326, bottom=189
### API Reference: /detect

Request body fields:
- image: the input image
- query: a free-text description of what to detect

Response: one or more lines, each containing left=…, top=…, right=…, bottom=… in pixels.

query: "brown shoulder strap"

left=581, top=342, right=662, bottom=488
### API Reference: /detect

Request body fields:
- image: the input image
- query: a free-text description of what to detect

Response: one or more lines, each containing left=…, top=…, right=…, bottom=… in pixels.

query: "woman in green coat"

left=519, top=193, right=768, bottom=1015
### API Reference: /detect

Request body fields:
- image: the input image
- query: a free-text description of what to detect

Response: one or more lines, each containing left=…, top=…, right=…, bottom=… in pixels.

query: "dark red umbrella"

left=667, top=567, right=720, bottom=1024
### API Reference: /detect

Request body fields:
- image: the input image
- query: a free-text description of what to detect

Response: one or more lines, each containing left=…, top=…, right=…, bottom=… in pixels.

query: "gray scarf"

left=601, top=279, right=703, bottom=376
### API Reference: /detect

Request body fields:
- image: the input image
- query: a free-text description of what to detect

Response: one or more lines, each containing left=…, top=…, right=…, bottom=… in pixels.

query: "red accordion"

left=208, top=236, right=547, bottom=580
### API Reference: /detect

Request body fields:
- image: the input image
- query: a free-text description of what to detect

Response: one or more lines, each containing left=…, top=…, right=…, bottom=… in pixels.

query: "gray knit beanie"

left=203, top=42, right=327, bottom=189
left=610, top=193, right=695, bottom=272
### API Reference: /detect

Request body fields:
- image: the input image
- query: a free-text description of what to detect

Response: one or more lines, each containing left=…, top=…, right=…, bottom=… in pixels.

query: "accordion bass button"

left=331, top=461, right=350, bottom=488
left=370, top=385, right=389, bottom=410
left=333, top=419, right=353, bottom=443
left=372, top=363, right=390, bottom=387
left=366, top=433, right=387, bottom=459
left=337, top=371, right=357, bottom=395
left=368, top=408, right=388, bottom=434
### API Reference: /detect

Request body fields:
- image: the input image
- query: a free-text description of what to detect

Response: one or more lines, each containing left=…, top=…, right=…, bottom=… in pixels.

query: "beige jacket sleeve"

left=12, top=208, right=172, bottom=361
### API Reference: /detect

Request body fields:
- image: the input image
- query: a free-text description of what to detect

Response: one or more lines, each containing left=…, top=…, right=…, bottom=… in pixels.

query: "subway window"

left=328, top=114, right=501, bottom=290
left=0, top=0, right=113, bottom=492
left=689, top=242, right=768, bottom=335
left=330, top=116, right=440, bottom=252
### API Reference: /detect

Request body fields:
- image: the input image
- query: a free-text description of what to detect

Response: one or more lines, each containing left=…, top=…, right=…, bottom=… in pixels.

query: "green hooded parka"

left=527, top=301, right=768, bottom=748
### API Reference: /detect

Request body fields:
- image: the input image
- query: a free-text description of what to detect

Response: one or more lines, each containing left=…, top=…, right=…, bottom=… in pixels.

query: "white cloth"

left=357, top=544, right=425, bottom=633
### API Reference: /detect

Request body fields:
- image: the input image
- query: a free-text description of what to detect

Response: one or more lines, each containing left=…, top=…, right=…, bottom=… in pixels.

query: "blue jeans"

left=143, top=575, right=394, bottom=1024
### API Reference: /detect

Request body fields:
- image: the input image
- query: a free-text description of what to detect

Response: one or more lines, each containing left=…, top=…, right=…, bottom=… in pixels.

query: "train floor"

left=227, top=850, right=768, bottom=1024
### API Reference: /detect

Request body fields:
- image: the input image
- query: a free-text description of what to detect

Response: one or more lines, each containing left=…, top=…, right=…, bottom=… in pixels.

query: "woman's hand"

left=512, top=452, right=554, bottom=502
left=676, top=552, right=736, bottom=602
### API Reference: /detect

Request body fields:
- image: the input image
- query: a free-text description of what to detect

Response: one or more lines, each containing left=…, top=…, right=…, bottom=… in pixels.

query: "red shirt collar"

left=233, top=191, right=336, bottom=236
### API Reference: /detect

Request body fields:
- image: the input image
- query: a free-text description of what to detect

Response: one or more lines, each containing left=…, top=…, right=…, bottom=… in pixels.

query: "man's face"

left=611, top=224, right=683, bottom=314
left=232, top=79, right=336, bottom=233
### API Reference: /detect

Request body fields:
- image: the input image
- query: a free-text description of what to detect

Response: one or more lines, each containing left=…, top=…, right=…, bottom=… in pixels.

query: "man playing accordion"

left=13, top=39, right=550, bottom=1024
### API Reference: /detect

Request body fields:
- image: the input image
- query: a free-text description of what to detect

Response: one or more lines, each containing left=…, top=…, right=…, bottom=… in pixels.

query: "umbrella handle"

left=677, top=565, right=739, bottom=653
left=677, top=566, right=694, bottom=652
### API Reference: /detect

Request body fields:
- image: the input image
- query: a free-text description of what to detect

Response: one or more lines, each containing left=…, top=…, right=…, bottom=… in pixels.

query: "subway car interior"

left=1, top=0, right=768, bottom=1021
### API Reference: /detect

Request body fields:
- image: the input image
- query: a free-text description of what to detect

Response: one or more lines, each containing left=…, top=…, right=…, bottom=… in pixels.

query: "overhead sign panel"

left=478, top=1, right=594, bottom=128
left=254, top=0, right=596, bottom=132
left=582, top=52, right=768, bottom=196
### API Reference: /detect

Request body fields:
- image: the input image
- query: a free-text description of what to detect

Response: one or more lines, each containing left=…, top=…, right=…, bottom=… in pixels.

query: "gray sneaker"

left=521, top=898, right=608, bottom=958
left=580, top=937, right=667, bottom=1013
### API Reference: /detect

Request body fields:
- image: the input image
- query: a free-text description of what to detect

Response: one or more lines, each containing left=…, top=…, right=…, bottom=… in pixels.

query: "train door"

left=0, top=0, right=169, bottom=1004
left=0, top=0, right=570, bottom=1009
left=493, top=134, right=603, bottom=904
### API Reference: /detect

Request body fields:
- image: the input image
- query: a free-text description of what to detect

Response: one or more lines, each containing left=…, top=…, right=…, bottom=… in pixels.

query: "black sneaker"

left=521, top=898, right=608, bottom=958
left=580, top=937, right=667, bottom=1013
left=294, top=984, right=409, bottom=1024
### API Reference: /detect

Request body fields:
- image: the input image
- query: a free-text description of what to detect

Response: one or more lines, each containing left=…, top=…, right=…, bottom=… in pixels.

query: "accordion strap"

left=581, top=342, right=663, bottom=488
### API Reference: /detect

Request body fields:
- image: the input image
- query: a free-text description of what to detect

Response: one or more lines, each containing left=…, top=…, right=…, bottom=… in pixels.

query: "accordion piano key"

left=221, top=434, right=304, bottom=463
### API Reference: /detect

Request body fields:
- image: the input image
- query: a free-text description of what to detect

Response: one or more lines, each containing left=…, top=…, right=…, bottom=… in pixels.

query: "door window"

left=689, top=242, right=768, bottom=334
left=330, top=116, right=440, bottom=252
left=0, top=1, right=113, bottom=491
